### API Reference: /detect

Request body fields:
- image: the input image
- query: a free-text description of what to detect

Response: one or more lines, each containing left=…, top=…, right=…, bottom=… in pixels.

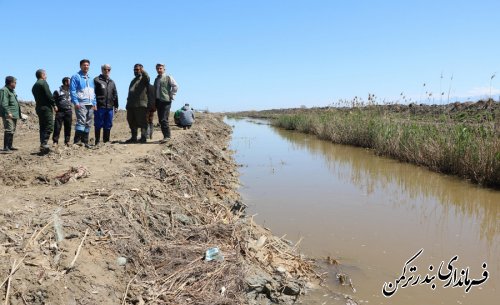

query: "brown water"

left=227, top=118, right=499, bottom=305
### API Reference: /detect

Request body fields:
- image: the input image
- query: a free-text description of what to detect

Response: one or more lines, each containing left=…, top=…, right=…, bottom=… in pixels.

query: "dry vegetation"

left=230, top=99, right=500, bottom=188
left=0, top=103, right=340, bottom=305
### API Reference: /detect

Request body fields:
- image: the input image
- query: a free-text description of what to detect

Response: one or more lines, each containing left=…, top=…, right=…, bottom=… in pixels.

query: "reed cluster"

left=259, top=103, right=500, bottom=187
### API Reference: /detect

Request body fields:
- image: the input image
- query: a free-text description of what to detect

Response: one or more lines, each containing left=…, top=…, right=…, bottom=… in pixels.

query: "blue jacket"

left=70, top=71, right=96, bottom=106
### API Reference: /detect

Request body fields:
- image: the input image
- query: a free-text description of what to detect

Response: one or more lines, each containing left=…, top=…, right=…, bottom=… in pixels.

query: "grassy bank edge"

left=229, top=104, right=500, bottom=188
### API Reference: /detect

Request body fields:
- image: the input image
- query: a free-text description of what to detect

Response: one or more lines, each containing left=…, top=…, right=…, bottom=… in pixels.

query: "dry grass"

left=230, top=100, right=500, bottom=187
left=0, top=113, right=321, bottom=305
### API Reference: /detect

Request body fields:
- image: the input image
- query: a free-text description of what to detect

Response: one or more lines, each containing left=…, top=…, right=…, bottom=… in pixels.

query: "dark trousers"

left=2, top=117, right=17, bottom=134
left=156, top=100, right=171, bottom=138
left=126, top=107, right=147, bottom=129
left=36, top=106, right=54, bottom=145
left=53, top=110, right=72, bottom=144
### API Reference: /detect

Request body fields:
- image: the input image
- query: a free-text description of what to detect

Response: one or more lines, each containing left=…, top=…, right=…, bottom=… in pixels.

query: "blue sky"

left=1, top=0, right=499, bottom=111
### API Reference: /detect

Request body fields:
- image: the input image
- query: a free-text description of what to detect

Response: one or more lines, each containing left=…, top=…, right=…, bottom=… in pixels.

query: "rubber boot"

left=103, top=129, right=111, bottom=143
left=40, top=144, right=50, bottom=153
left=64, top=128, right=71, bottom=146
left=3, top=133, right=12, bottom=153
left=40, top=135, right=50, bottom=153
left=74, top=131, right=83, bottom=145
left=139, top=128, right=147, bottom=143
left=83, top=132, right=91, bottom=148
left=8, top=134, right=18, bottom=150
left=125, top=129, right=138, bottom=143
left=42, top=130, right=51, bottom=149
left=95, top=128, right=101, bottom=146
left=147, top=122, right=154, bottom=139
left=161, top=126, right=169, bottom=139
left=159, top=126, right=170, bottom=143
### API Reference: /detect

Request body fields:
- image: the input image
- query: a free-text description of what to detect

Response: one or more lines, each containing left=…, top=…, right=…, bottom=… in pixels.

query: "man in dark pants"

left=146, top=84, right=156, bottom=140
left=126, top=64, right=150, bottom=143
left=153, top=63, right=178, bottom=143
left=52, top=77, right=73, bottom=146
left=32, top=69, right=57, bottom=153
left=0, top=76, right=21, bottom=153
left=94, top=64, right=118, bottom=145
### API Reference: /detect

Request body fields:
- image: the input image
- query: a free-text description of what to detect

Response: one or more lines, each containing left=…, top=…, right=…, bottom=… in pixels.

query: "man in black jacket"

left=94, top=64, right=118, bottom=145
left=52, top=77, right=73, bottom=146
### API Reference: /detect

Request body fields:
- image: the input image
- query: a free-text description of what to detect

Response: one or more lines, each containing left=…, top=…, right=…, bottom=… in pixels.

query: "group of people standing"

left=0, top=59, right=188, bottom=153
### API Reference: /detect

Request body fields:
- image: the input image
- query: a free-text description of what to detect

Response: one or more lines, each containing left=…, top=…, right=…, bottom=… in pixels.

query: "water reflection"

left=272, top=126, right=500, bottom=245
left=227, top=117, right=499, bottom=305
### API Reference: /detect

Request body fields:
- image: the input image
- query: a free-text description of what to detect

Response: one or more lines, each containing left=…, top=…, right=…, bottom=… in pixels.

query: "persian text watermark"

left=382, top=248, right=489, bottom=297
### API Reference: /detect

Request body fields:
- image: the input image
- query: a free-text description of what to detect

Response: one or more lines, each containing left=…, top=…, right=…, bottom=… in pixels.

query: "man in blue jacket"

left=70, top=59, right=96, bottom=147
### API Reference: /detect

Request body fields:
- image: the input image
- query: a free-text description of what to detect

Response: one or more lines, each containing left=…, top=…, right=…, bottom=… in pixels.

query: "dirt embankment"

left=234, top=99, right=500, bottom=125
left=0, top=103, right=322, bottom=305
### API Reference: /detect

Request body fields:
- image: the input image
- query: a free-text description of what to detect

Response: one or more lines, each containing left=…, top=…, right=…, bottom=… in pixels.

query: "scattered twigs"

left=0, top=117, right=320, bottom=305
left=122, top=270, right=141, bottom=305
left=198, top=264, right=226, bottom=292
left=0, top=228, right=17, bottom=243
left=84, top=191, right=111, bottom=197
left=20, top=293, right=28, bottom=305
left=4, top=259, right=15, bottom=305
left=292, top=236, right=304, bottom=251
left=65, top=228, right=90, bottom=273
left=25, top=219, right=54, bottom=249
left=0, top=254, right=26, bottom=291
left=62, top=197, right=79, bottom=207
left=250, top=213, right=258, bottom=232
left=62, top=190, right=112, bottom=207
left=105, top=192, right=116, bottom=202
left=161, top=257, right=201, bottom=286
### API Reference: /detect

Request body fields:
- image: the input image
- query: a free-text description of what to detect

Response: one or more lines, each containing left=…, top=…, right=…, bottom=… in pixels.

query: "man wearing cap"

left=0, top=76, right=21, bottom=153
left=32, top=69, right=57, bottom=153
left=125, top=63, right=150, bottom=143
left=94, top=64, right=118, bottom=145
left=70, top=59, right=96, bottom=147
left=154, top=63, right=178, bottom=143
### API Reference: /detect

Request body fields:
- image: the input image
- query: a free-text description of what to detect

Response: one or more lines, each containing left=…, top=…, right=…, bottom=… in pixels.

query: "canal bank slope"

left=231, top=101, right=500, bottom=188
left=0, top=104, right=320, bottom=305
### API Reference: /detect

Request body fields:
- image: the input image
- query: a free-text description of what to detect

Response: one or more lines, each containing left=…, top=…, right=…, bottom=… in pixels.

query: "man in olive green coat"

left=125, top=64, right=150, bottom=143
left=32, top=69, right=57, bottom=152
left=0, top=76, right=21, bottom=153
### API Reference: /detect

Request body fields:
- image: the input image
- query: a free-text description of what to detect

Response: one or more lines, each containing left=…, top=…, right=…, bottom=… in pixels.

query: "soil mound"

left=0, top=103, right=321, bottom=305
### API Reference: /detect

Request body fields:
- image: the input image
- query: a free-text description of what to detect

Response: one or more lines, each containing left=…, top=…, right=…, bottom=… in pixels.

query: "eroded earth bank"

left=0, top=104, right=349, bottom=305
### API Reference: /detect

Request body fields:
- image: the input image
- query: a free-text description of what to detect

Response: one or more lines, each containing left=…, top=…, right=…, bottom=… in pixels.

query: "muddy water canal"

left=227, top=117, right=499, bottom=305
